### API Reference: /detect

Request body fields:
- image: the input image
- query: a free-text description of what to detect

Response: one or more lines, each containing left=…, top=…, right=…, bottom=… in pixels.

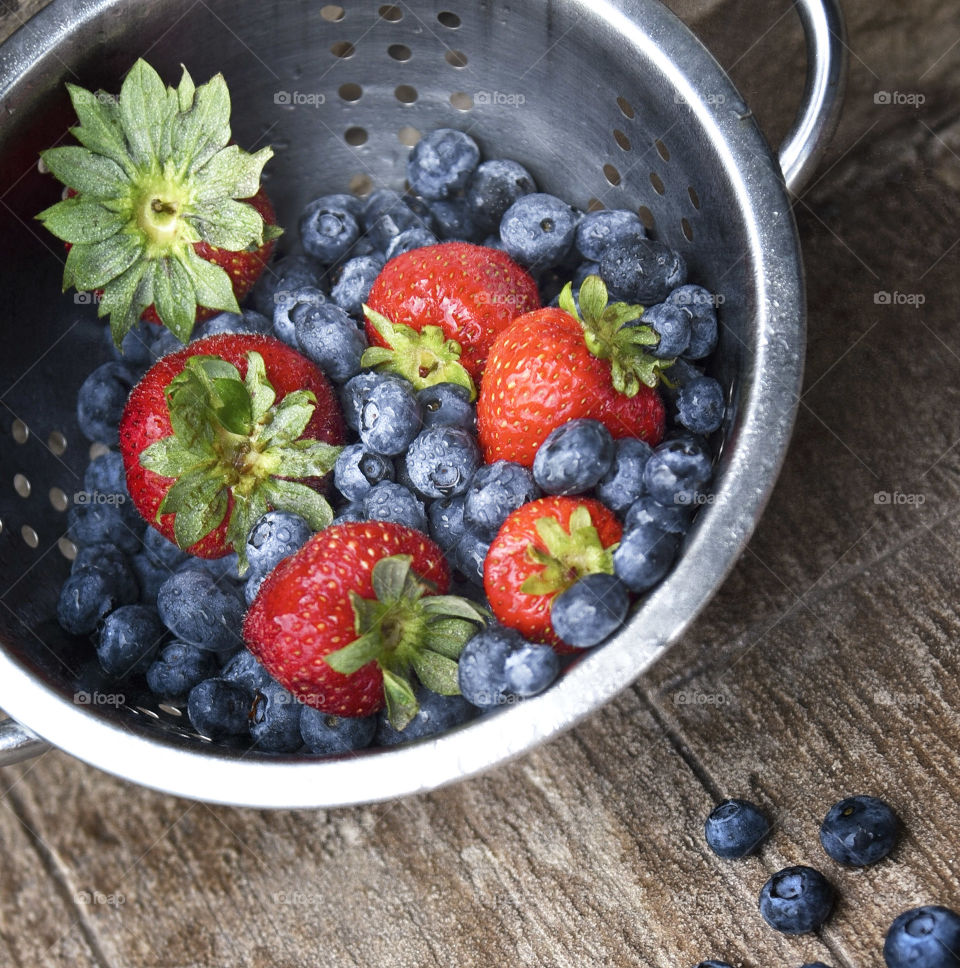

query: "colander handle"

left=0, top=718, right=49, bottom=766
left=778, top=0, right=847, bottom=195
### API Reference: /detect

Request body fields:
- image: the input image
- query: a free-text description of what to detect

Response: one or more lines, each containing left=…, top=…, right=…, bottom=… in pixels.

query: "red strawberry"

left=483, top=496, right=623, bottom=653
left=119, top=333, right=345, bottom=570
left=477, top=276, right=668, bottom=466
left=37, top=59, right=282, bottom=345
left=361, top=241, right=540, bottom=397
left=244, top=522, right=487, bottom=727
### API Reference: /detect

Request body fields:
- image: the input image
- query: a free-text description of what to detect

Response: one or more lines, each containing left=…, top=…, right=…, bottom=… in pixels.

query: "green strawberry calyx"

left=521, top=506, right=619, bottom=598
left=323, top=555, right=489, bottom=730
left=36, top=59, right=282, bottom=346
left=558, top=275, right=673, bottom=397
left=360, top=306, right=477, bottom=401
left=139, top=351, right=342, bottom=573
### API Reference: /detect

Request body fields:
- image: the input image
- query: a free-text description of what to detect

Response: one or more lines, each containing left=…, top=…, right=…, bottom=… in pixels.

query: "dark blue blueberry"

left=339, top=371, right=397, bottom=432
left=503, top=639, right=561, bottom=697
left=361, top=189, right=410, bottom=227
left=550, top=573, right=629, bottom=648
left=385, top=226, right=438, bottom=261
left=704, top=798, right=771, bottom=858
left=273, top=285, right=328, bottom=345
left=132, top=553, right=172, bottom=602
left=76, top=362, right=137, bottom=445
left=221, top=648, right=272, bottom=694
left=574, top=209, right=647, bottom=262
left=250, top=253, right=324, bottom=319
left=68, top=501, right=144, bottom=556
left=83, top=450, right=140, bottom=530
left=157, top=570, right=244, bottom=654
left=464, top=460, right=540, bottom=536
left=819, top=795, right=898, bottom=867
left=643, top=436, right=713, bottom=509
left=374, top=687, right=476, bottom=745
left=405, top=426, right=481, bottom=499
left=612, top=523, right=679, bottom=592
left=417, top=382, right=476, bottom=431
left=600, top=238, right=687, bottom=305
left=500, top=193, right=578, bottom=268
left=57, top=559, right=139, bottom=636
left=884, top=906, right=960, bottom=968
left=187, top=678, right=252, bottom=739
left=178, top=553, right=242, bottom=587
left=334, top=444, right=396, bottom=502
left=108, top=317, right=157, bottom=370
left=294, top=303, right=368, bottom=383
left=466, top=159, right=537, bottom=235
left=624, top=494, right=692, bottom=535
left=451, top=530, right=491, bottom=586
left=362, top=481, right=428, bottom=532
left=148, top=327, right=185, bottom=360
left=244, top=569, right=267, bottom=606
left=641, top=303, right=691, bottom=359
left=70, top=542, right=129, bottom=577
left=457, top=626, right=516, bottom=707
left=365, top=198, right=433, bottom=253
left=142, top=525, right=188, bottom=570
left=249, top=680, right=304, bottom=752
left=359, top=378, right=422, bottom=455
left=299, top=195, right=361, bottom=264
left=332, top=502, right=367, bottom=526
left=330, top=254, right=385, bottom=317
left=427, top=199, right=477, bottom=241
left=428, top=496, right=467, bottom=551
left=300, top=707, right=377, bottom=755
left=407, top=128, right=481, bottom=200
left=677, top=376, right=725, bottom=435
left=482, top=234, right=506, bottom=252
left=596, top=438, right=653, bottom=514
left=196, top=308, right=273, bottom=338
left=758, top=866, right=834, bottom=935
left=96, top=604, right=166, bottom=676
left=245, top=510, right=312, bottom=576
left=532, top=419, right=615, bottom=495
left=146, top=641, right=220, bottom=700
left=667, top=284, right=719, bottom=359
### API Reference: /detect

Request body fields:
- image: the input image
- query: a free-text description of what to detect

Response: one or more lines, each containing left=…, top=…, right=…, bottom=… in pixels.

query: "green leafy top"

left=324, top=555, right=489, bottom=730
left=361, top=305, right=477, bottom=400
left=36, top=59, right=282, bottom=345
left=558, top=275, right=672, bottom=396
left=139, top=351, right=342, bottom=573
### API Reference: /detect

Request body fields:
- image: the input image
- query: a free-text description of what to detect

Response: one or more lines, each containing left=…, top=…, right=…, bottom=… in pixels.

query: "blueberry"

left=500, top=193, right=579, bottom=268
left=76, top=361, right=137, bottom=445
left=385, top=226, right=438, bottom=261
left=503, top=640, right=561, bottom=697
left=187, top=678, right=252, bottom=740
left=331, top=254, right=386, bottom=318
left=361, top=188, right=410, bottom=226
left=466, top=159, right=537, bottom=236
left=146, top=641, right=220, bottom=699
left=57, top=559, right=139, bottom=636
left=643, top=436, right=713, bottom=509
left=759, top=866, right=834, bottom=935
left=299, top=195, right=361, bottom=264
left=457, top=626, right=516, bottom=707
left=245, top=510, right=312, bottom=576
left=641, top=302, right=691, bottom=359
left=427, top=198, right=477, bottom=241
left=273, top=285, right=328, bottom=345
left=704, top=799, right=771, bottom=858
left=195, top=308, right=273, bottom=338
left=596, top=438, right=653, bottom=514
left=884, top=906, right=960, bottom=968
left=131, top=553, right=171, bottom=601
left=365, top=198, right=433, bottom=253
left=624, top=494, right=692, bottom=535
left=417, top=382, right=476, bottom=431
left=362, top=481, right=427, bottom=532
left=374, top=687, right=476, bottom=745
left=70, top=542, right=130, bottom=577
left=157, top=570, right=244, bottom=654
left=359, top=378, right=422, bottom=455
left=407, top=128, right=481, bottom=200
left=108, top=317, right=157, bottom=370
left=340, top=371, right=396, bottom=432
left=294, top=302, right=368, bottom=384
left=533, top=419, right=615, bottom=495
left=221, top=648, right=272, bottom=694
left=405, top=426, right=481, bottom=499
left=464, top=460, right=540, bottom=536
left=819, top=795, right=898, bottom=867
left=300, top=707, right=377, bottom=755
left=83, top=450, right=141, bottom=529
left=68, top=501, right=144, bottom=556
left=575, top=209, right=647, bottom=262
left=331, top=444, right=392, bottom=503
left=332, top=502, right=366, bottom=526
left=667, top=285, right=719, bottom=359
left=148, top=327, right=184, bottom=360
left=677, top=376, right=725, bottom=435
left=482, top=234, right=506, bottom=252
left=248, top=680, right=303, bottom=752
left=428, top=496, right=467, bottom=551
left=96, top=604, right=166, bottom=676
left=177, top=552, right=242, bottom=587
left=600, top=238, right=687, bottom=305
left=451, top=530, right=491, bottom=586
left=692, top=963, right=734, bottom=968
left=612, top=523, right=679, bottom=592
left=250, top=253, right=324, bottom=319
left=550, top=573, right=630, bottom=648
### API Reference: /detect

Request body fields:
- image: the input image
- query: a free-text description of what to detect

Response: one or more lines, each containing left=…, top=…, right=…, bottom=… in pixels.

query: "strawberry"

left=361, top=241, right=540, bottom=398
left=477, top=275, right=668, bottom=466
left=244, top=522, right=488, bottom=727
left=483, top=496, right=623, bottom=653
left=37, top=59, right=282, bottom=345
left=119, top=333, right=345, bottom=571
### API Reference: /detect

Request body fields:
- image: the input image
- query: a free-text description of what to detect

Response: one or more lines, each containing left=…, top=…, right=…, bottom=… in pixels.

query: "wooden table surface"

left=2, top=0, right=958, bottom=965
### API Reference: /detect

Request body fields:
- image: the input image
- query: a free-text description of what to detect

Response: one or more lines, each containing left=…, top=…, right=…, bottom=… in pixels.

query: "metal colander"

left=0, top=0, right=845, bottom=806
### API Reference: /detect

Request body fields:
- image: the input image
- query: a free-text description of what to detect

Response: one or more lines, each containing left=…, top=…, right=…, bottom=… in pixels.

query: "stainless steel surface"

left=0, top=0, right=844, bottom=806
left=0, top=719, right=49, bottom=765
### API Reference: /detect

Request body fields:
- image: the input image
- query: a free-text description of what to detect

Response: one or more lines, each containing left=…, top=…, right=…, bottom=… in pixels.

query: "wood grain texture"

left=1, top=1, right=959, bottom=966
